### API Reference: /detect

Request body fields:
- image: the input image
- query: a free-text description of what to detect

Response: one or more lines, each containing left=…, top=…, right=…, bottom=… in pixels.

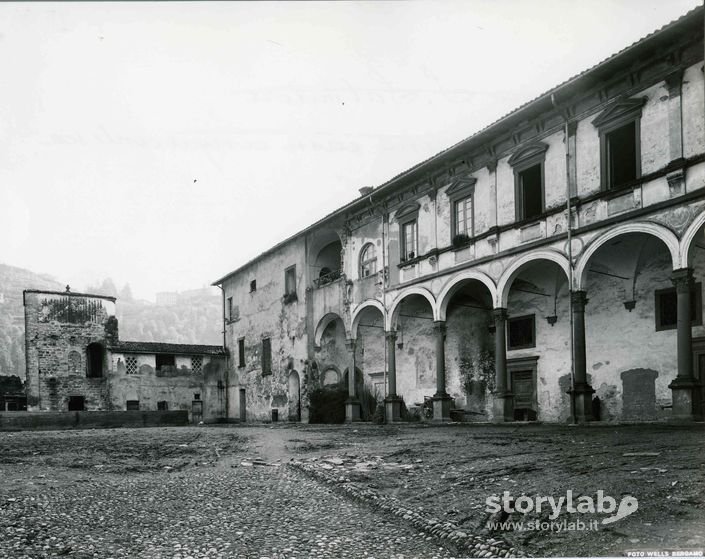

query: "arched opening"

left=312, top=234, right=343, bottom=287
left=583, top=232, right=680, bottom=421
left=352, top=304, right=386, bottom=401
left=359, top=243, right=378, bottom=278
left=503, top=259, right=570, bottom=422
left=86, top=343, right=104, bottom=378
left=685, top=217, right=705, bottom=409
left=390, top=293, right=437, bottom=412
left=440, top=278, right=495, bottom=420
left=310, top=315, right=349, bottom=423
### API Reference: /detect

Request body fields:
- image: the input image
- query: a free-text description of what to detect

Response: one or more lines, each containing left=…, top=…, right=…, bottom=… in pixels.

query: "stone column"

left=669, top=268, right=703, bottom=421
left=569, top=290, right=594, bottom=423
left=492, top=308, right=513, bottom=421
left=345, top=338, right=361, bottom=422
left=432, top=321, right=452, bottom=421
left=384, top=330, right=402, bottom=422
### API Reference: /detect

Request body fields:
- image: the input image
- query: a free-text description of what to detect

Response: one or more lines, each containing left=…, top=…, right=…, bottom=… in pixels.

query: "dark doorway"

left=511, top=369, right=537, bottom=421
left=86, top=343, right=104, bottom=378
left=68, top=395, right=85, bottom=411
left=239, top=388, right=247, bottom=422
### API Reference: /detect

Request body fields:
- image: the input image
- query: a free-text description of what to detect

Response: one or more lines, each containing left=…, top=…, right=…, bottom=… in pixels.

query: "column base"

left=432, top=394, right=452, bottom=422
left=568, top=383, right=595, bottom=423
left=492, top=391, right=514, bottom=422
left=345, top=399, right=362, bottom=423
left=668, top=378, right=703, bottom=421
left=384, top=395, right=403, bottom=423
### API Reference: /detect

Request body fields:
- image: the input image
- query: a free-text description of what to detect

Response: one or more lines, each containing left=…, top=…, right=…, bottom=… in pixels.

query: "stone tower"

left=23, top=288, right=118, bottom=411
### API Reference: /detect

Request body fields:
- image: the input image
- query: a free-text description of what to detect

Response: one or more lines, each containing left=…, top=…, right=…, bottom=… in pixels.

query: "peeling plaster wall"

left=223, top=237, right=310, bottom=422
left=683, top=62, right=705, bottom=160
left=108, top=353, right=225, bottom=421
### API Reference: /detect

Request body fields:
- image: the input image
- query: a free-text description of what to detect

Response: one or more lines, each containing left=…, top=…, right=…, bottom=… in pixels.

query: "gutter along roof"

left=212, top=6, right=703, bottom=287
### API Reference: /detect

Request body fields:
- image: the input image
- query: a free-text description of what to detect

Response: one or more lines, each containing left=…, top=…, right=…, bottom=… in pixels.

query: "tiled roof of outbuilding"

left=110, top=341, right=226, bottom=356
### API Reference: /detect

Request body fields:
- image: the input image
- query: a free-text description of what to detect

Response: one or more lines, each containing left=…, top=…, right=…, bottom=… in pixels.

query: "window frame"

left=249, top=279, right=257, bottom=293
left=395, top=202, right=420, bottom=262
left=507, top=314, right=537, bottom=350
left=655, top=282, right=702, bottom=332
left=592, top=97, right=646, bottom=192
left=261, top=337, right=272, bottom=375
left=238, top=337, right=246, bottom=368
left=227, top=296, right=233, bottom=321
left=508, top=142, right=549, bottom=223
left=284, top=265, right=297, bottom=296
left=359, top=243, right=378, bottom=279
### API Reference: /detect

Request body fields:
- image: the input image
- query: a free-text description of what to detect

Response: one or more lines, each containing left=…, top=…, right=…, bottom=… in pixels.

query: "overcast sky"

left=0, top=0, right=700, bottom=301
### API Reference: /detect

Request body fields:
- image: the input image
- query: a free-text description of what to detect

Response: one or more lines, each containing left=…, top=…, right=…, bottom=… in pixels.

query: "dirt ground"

left=1, top=422, right=703, bottom=558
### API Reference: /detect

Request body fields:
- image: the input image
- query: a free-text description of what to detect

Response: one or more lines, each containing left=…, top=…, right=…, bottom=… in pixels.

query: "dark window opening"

left=655, top=283, right=702, bottom=331
left=508, top=315, right=536, bottom=350
left=86, top=343, right=104, bottom=378
left=285, top=266, right=296, bottom=295
left=401, top=220, right=417, bottom=261
left=68, top=395, right=85, bottom=411
left=262, top=337, right=272, bottom=375
left=518, top=164, right=543, bottom=220
left=227, top=296, right=233, bottom=321
left=238, top=338, right=246, bottom=368
left=606, top=121, right=637, bottom=189
left=126, top=400, right=140, bottom=411
left=250, top=279, right=257, bottom=292
left=157, top=401, right=168, bottom=411
left=156, top=354, right=176, bottom=371
left=194, top=393, right=201, bottom=401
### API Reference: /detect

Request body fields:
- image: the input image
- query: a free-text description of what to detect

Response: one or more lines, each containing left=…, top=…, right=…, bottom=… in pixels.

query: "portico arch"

left=351, top=299, right=386, bottom=338
left=387, top=286, right=437, bottom=331
left=497, top=250, right=571, bottom=308
left=575, top=222, right=679, bottom=290
left=437, top=270, right=497, bottom=321
left=680, top=209, right=705, bottom=268
left=313, top=313, right=348, bottom=347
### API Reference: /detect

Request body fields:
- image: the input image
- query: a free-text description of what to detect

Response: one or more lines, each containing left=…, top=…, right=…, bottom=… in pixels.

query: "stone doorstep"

left=288, top=461, right=526, bottom=559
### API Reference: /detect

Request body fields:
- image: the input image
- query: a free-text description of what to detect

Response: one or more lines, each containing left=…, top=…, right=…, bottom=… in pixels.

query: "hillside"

left=0, top=264, right=222, bottom=381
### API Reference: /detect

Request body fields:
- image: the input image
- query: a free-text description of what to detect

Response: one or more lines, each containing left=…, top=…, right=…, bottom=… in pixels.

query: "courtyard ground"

left=0, top=422, right=703, bottom=558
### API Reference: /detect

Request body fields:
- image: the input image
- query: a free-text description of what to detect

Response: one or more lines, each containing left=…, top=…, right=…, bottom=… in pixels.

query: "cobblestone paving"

left=1, top=461, right=461, bottom=559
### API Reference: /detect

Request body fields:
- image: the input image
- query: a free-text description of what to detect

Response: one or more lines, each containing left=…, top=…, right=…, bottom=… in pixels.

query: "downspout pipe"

left=551, top=93, right=577, bottom=423
left=216, top=284, right=229, bottom=422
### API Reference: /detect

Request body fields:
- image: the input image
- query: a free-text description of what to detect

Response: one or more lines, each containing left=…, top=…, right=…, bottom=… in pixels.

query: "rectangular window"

left=517, top=164, right=543, bottom=221
left=285, top=265, right=296, bottom=295
left=401, top=220, right=417, bottom=261
left=250, top=279, right=257, bottom=293
left=155, top=354, right=175, bottom=372
left=262, top=337, right=272, bottom=375
left=606, top=121, right=637, bottom=189
left=227, top=297, right=233, bottom=321
left=508, top=315, right=536, bottom=350
left=194, top=393, right=201, bottom=401
left=655, top=283, right=702, bottom=331
left=125, top=356, right=138, bottom=375
left=126, top=400, right=140, bottom=411
left=157, top=401, right=168, bottom=411
left=238, top=338, right=246, bottom=368
left=191, top=356, right=203, bottom=375
left=453, top=196, right=473, bottom=237
left=68, top=395, right=85, bottom=411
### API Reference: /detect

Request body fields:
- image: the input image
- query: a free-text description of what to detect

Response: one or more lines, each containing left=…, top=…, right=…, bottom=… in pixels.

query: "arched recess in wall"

left=308, top=229, right=344, bottom=287
left=387, top=286, right=437, bottom=331
left=497, top=250, right=571, bottom=308
left=574, top=222, right=680, bottom=290
left=680, top=209, right=705, bottom=269
left=86, top=342, right=105, bottom=378
left=314, top=312, right=348, bottom=347
left=437, top=270, right=497, bottom=321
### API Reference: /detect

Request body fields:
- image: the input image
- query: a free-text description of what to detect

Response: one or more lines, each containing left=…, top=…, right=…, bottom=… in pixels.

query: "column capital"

left=384, top=330, right=398, bottom=342
left=486, top=159, right=498, bottom=173
left=672, top=268, right=694, bottom=293
left=493, top=307, right=508, bottom=321
left=433, top=320, right=446, bottom=337
left=571, top=290, right=589, bottom=310
left=567, top=120, right=578, bottom=137
left=345, top=338, right=357, bottom=352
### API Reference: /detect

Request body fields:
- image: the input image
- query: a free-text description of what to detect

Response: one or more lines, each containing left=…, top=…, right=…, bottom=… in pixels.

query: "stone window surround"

left=654, top=281, right=702, bottom=332
left=592, top=97, right=646, bottom=192
left=446, top=176, right=477, bottom=242
left=261, top=337, right=272, bottom=375
left=396, top=202, right=420, bottom=262
left=509, top=142, right=549, bottom=223
left=238, top=337, right=246, bottom=368
left=507, top=355, right=539, bottom=413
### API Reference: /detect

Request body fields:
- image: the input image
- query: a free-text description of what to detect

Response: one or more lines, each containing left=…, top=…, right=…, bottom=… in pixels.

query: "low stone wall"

left=0, top=410, right=189, bottom=431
